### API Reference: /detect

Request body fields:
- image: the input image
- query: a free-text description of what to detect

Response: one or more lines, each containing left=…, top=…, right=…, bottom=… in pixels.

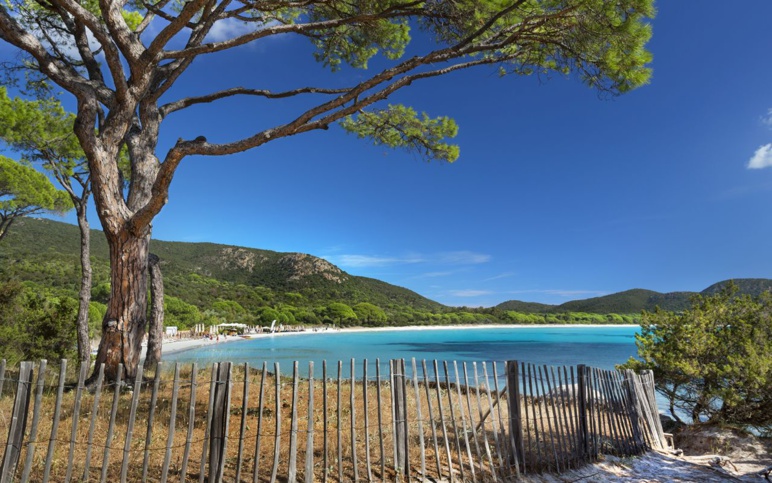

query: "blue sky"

left=7, top=1, right=772, bottom=307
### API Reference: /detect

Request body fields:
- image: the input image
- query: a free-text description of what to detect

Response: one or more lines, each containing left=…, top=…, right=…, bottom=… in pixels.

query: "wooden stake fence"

left=0, top=358, right=666, bottom=482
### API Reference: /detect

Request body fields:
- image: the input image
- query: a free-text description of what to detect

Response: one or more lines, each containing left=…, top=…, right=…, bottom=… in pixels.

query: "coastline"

left=158, top=323, right=637, bottom=356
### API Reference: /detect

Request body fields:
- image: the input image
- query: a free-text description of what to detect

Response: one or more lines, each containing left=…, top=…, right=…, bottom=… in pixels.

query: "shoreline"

left=158, top=323, right=637, bottom=356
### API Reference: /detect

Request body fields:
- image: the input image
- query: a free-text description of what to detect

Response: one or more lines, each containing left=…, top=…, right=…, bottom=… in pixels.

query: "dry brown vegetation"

left=0, top=360, right=656, bottom=482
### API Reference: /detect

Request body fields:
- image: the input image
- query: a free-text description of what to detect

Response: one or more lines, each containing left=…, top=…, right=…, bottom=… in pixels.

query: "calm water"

left=164, top=325, right=640, bottom=379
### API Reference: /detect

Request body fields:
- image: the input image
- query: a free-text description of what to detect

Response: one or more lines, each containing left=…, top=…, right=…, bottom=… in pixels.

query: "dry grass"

left=0, top=361, right=513, bottom=482
left=0, top=361, right=650, bottom=482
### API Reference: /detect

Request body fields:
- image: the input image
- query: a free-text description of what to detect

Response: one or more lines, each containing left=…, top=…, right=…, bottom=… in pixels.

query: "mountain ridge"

left=1, top=218, right=770, bottom=319
left=496, top=281, right=772, bottom=314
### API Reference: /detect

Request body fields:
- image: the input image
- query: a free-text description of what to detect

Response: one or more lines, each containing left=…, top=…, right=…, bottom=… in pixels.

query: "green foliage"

left=497, top=288, right=694, bottom=315
left=211, top=299, right=246, bottom=318
left=0, top=88, right=131, bottom=186
left=88, top=301, right=106, bottom=337
left=0, top=88, right=82, bottom=167
left=353, top=302, right=387, bottom=326
left=325, top=302, right=357, bottom=327
left=619, top=284, right=772, bottom=433
left=91, top=282, right=111, bottom=304
left=418, top=0, right=653, bottom=93
left=341, top=104, right=459, bottom=162
left=309, top=2, right=410, bottom=70
left=0, top=281, right=77, bottom=365
left=0, top=156, right=72, bottom=240
left=255, top=306, right=281, bottom=325
left=165, top=296, right=202, bottom=329
left=0, top=218, right=684, bottom=334
left=701, top=278, right=772, bottom=298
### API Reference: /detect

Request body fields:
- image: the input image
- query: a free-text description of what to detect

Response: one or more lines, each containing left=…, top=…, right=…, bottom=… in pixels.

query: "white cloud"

left=324, top=250, right=491, bottom=269
left=762, top=108, right=772, bottom=128
left=205, top=18, right=258, bottom=42
left=417, top=271, right=455, bottom=278
left=507, top=289, right=607, bottom=298
left=437, top=251, right=492, bottom=264
left=747, top=144, right=772, bottom=169
left=449, top=290, right=492, bottom=297
left=328, top=254, right=424, bottom=268
left=481, top=272, right=515, bottom=282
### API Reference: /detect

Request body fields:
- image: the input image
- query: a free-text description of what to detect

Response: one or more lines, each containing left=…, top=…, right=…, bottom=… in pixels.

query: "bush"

left=0, top=281, right=78, bottom=365
left=620, top=283, right=772, bottom=433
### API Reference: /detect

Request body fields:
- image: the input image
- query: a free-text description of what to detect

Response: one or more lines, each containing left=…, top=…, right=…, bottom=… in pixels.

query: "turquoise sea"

left=163, top=325, right=640, bottom=379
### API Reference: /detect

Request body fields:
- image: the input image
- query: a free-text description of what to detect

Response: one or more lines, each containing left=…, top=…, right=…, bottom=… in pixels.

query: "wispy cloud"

left=204, top=18, right=291, bottom=46
left=206, top=19, right=258, bottom=42
left=325, top=250, right=491, bottom=269
left=481, top=272, right=515, bottom=282
left=507, top=289, right=607, bottom=298
left=718, top=181, right=772, bottom=199
left=449, top=290, right=493, bottom=297
left=762, top=108, right=772, bottom=128
left=747, top=144, right=772, bottom=169
left=747, top=109, right=772, bottom=170
left=417, top=271, right=456, bottom=278
left=327, top=254, right=425, bottom=268
left=438, top=251, right=491, bottom=264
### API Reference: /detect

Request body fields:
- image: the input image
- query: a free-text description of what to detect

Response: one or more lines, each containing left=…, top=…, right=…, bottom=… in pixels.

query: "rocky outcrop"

left=278, top=253, right=348, bottom=284
left=218, top=247, right=267, bottom=272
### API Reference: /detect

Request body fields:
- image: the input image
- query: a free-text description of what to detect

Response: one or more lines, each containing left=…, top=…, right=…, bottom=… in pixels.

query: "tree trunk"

left=0, top=215, right=14, bottom=242
left=75, top=201, right=92, bottom=363
left=92, top=229, right=150, bottom=381
left=144, top=253, right=164, bottom=370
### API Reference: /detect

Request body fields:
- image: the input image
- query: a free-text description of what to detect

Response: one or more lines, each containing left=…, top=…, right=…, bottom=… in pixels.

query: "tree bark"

left=92, top=229, right=151, bottom=381
left=0, top=215, right=14, bottom=242
left=75, top=200, right=93, bottom=363
left=144, top=252, right=164, bottom=370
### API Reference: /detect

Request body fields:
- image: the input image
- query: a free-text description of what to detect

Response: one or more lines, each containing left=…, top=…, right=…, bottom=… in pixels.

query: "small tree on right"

left=620, top=283, right=772, bottom=434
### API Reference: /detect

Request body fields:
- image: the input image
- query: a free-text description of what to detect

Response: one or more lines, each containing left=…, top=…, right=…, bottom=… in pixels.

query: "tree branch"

left=98, top=0, right=145, bottom=67
left=0, top=5, right=104, bottom=101
left=161, top=86, right=352, bottom=116
left=135, top=0, right=172, bottom=34
left=46, top=0, right=129, bottom=100
left=159, top=7, right=422, bottom=60
left=143, top=0, right=212, bottom=64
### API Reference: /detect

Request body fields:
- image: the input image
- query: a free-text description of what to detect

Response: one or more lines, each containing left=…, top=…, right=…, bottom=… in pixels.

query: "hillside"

left=557, top=289, right=694, bottom=313
left=0, top=218, right=444, bottom=322
left=2, top=218, right=770, bottom=326
left=496, top=282, right=772, bottom=315
left=494, top=300, right=555, bottom=313
left=701, top=278, right=772, bottom=297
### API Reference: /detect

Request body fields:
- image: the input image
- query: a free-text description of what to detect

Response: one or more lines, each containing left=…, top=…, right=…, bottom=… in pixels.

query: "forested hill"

left=701, top=279, right=772, bottom=297
left=0, top=218, right=444, bottom=319
left=2, top=218, right=770, bottom=328
left=496, top=280, right=772, bottom=314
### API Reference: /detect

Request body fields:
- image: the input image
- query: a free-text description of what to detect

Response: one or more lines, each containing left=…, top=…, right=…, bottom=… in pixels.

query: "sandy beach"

left=156, top=323, right=636, bottom=356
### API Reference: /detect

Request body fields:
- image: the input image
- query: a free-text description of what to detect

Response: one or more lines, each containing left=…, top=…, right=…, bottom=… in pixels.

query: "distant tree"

left=0, top=0, right=654, bottom=381
left=294, top=308, right=321, bottom=326
left=0, top=90, right=95, bottom=361
left=164, top=296, right=202, bottom=329
left=326, top=302, right=357, bottom=327
left=91, top=282, right=111, bottom=304
left=353, top=302, right=388, bottom=326
left=255, top=307, right=281, bottom=326
left=0, top=156, right=71, bottom=242
left=0, top=281, right=78, bottom=365
left=619, top=284, right=772, bottom=432
left=0, top=89, right=146, bottom=364
left=212, top=299, right=247, bottom=321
